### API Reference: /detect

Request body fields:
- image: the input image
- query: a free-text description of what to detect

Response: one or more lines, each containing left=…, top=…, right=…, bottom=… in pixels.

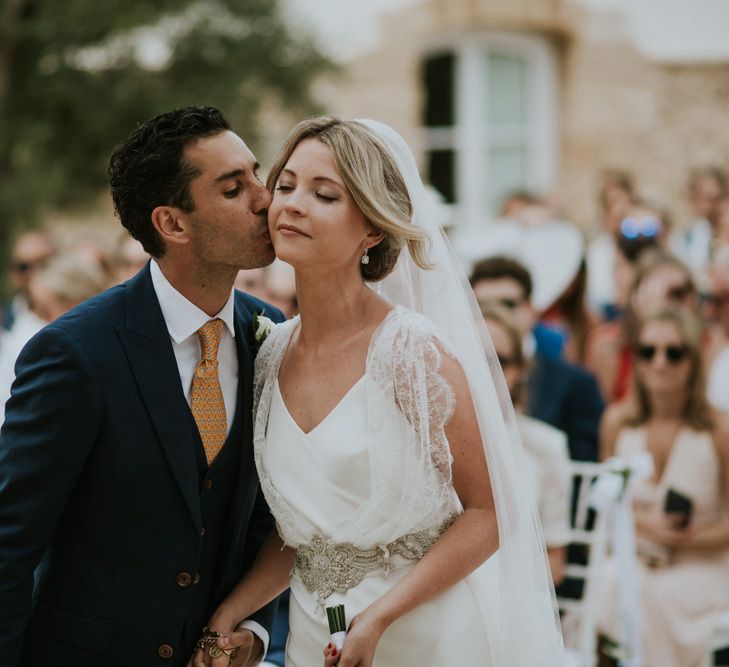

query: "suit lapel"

left=116, top=265, right=202, bottom=530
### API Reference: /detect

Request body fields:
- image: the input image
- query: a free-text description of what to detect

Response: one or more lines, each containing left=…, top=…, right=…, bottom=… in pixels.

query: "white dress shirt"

left=516, top=413, right=571, bottom=548
left=150, top=260, right=269, bottom=657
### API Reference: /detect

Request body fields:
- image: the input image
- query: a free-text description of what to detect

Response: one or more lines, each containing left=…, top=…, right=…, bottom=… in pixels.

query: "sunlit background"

left=1, top=0, right=729, bottom=277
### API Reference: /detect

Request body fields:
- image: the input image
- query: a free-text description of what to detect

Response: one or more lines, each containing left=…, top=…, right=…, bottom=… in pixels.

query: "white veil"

left=356, top=119, right=565, bottom=664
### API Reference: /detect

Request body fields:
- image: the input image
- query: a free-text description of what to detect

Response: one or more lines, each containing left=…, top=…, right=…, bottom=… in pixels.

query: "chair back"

left=558, top=461, right=613, bottom=667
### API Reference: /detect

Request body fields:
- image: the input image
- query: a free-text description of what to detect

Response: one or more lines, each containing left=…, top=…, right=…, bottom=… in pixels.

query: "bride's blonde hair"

left=266, top=116, right=431, bottom=281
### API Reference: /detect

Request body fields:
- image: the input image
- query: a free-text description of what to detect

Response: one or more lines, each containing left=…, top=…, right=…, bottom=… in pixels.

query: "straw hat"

left=453, top=219, right=585, bottom=312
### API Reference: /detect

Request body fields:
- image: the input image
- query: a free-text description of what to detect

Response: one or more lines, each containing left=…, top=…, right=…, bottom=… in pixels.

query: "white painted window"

left=422, top=32, right=559, bottom=228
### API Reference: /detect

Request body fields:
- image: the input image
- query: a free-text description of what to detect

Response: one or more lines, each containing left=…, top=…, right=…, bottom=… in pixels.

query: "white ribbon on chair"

left=589, top=453, right=654, bottom=667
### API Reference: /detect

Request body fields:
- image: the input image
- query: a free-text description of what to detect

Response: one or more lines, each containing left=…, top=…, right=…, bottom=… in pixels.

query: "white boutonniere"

left=252, top=313, right=276, bottom=350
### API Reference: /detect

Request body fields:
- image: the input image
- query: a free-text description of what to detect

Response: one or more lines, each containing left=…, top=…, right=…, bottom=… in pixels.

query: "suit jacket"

left=526, top=354, right=604, bottom=462
left=0, top=264, right=284, bottom=666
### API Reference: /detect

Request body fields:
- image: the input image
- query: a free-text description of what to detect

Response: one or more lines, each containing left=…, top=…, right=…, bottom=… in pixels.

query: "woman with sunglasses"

left=597, top=307, right=729, bottom=667
left=586, top=249, right=696, bottom=403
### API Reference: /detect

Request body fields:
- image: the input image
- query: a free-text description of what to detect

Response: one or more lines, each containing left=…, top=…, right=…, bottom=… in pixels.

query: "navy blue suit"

left=526, top=354, right=604, bottom=462
left=0, top=265, right=283, bottom=666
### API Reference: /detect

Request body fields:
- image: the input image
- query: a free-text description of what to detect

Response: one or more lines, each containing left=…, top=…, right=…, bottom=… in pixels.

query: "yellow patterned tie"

left=191, top=319, right=227, bottom=465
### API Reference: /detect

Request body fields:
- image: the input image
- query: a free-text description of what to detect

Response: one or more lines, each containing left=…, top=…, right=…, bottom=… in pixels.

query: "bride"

left=190, top=117, right=564, bottom=666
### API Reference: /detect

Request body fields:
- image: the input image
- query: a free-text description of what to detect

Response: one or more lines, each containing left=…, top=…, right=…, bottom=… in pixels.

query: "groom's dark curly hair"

left=108, top=106, right=230, bottom=258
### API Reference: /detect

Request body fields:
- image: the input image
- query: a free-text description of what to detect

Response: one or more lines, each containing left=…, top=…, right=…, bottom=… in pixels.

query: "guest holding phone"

left=598, top=306, right=729, bottom=667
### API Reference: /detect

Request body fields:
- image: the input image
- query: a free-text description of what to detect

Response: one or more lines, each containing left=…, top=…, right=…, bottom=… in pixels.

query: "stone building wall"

left=313, top=0, right=729, bottom=235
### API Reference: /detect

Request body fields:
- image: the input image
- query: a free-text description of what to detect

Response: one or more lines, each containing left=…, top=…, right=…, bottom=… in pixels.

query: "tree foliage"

left=0, top=0, right=333, bottom=239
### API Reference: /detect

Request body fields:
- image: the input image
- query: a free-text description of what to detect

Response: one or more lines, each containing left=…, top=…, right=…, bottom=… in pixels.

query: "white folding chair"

left=710, top=610, right=729, bottom=665
left=558, top=461, right=613, bottom=667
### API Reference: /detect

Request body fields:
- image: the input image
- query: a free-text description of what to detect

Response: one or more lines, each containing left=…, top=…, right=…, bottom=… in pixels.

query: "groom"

left=0, top=106, right=284, bottom=666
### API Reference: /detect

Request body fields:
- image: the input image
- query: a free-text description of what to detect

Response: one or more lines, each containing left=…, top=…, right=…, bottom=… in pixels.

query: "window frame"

left=423, top=31, right=559, bottom=227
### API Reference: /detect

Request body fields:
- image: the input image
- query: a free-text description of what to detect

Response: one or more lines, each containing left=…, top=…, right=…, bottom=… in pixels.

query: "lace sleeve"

left=369, top=307, right=457, bottom=480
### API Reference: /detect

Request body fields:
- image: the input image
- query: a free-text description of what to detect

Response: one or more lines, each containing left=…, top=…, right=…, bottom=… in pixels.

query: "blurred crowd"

left=461, top=166, right=729, bottom=667
left=2, top=165, right=729, bottom=666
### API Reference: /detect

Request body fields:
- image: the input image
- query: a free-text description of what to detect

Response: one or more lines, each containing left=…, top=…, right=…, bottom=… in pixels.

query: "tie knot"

left=197, top=318, right=225, bottom=361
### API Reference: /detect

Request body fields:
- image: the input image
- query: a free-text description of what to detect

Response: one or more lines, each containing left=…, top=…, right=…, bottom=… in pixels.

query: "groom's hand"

left=218, top=629, right=264, bottom=667
left=188, top=629, right=262, bottom=667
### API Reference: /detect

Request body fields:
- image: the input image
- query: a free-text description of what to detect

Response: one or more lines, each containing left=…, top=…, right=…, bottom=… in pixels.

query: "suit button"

left=176, top=571, right=193, bottom=587
left=204, top=479, right=213, bottom=490
left=158, top=644, right=174, bottom=659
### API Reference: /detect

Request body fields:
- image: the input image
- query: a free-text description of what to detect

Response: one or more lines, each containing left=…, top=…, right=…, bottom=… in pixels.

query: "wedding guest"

left=470, top=256, right=604, bottom=461
left=0, top=253, right=106, bottom=423
left=483, top=306, right=570, bottom=585
left=540, top=259, right=596, bottom=365
left=715, top=195, right=729, bottom=250
left=705, top=250, right=729, bottom=413
left=1, top=230, right=56, bottom=331
left=586, top=246, right=691, bottom=403
left=113, top=234, right=149, bottom=284
left=235, top=268, right=269, bottom=301
left=586, top=170, right=635, bottom=316
left=670, top=166, right=727, bottom=276
left=598, top=307, right=729, bottom=667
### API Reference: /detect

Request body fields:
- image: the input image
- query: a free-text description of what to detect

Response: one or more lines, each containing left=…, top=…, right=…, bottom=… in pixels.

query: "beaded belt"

left=293, top=515, right=458, bottom=610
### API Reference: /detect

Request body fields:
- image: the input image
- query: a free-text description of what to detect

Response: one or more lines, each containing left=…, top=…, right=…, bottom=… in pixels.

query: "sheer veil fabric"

left=357, top=119, right=564, bottom=664
left=253, top=119, right=564, bottom=665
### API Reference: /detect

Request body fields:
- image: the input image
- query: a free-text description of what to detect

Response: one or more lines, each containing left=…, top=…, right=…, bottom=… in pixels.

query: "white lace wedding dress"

left=254, top=307, right=497, bottom=666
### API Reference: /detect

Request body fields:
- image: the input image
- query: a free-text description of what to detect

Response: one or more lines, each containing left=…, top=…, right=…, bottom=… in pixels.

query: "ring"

left=223, top=647, right=239, bottom=658
left=209, top=645, right=223, bottom=658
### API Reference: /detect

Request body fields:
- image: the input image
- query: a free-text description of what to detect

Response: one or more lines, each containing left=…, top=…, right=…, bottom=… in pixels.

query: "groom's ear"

left=151, top=206, right=191, bottom=247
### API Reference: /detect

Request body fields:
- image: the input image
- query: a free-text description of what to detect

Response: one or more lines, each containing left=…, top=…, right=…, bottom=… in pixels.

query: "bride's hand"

left=323, top=610, right=386, bottom=667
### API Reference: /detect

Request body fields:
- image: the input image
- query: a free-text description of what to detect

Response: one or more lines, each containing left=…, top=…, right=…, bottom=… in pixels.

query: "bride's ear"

left=364, top=226, right=385, bottom=250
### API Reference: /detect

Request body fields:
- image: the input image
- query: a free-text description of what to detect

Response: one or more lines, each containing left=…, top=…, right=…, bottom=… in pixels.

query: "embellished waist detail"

left=293, top=515, right=458, bottom=610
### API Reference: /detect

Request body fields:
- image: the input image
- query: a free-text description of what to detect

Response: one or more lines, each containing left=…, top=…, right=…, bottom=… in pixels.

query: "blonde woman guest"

left=0, top=254, right=106, bottom=423
left=483, top=306, right=571, bottom=585
left=598, top=307, right=729, bottom=667
left=191, top=117, right=563, bottom=666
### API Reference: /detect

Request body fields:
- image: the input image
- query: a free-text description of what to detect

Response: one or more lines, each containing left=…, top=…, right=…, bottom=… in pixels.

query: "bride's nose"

left=283, top=190, right=306, bottom=217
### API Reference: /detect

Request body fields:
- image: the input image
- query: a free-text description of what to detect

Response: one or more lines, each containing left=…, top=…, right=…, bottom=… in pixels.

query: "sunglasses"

left=635, top=344, right=689, bottom=364
left=620, top=216, right=662, bottom=240
left=666, top=282, right=694, bottom=302
left=497, top=354, right=522, bottom=368
left=484, top=297, right=524, bottom=311
left=704, top=291, right=729, bottom=307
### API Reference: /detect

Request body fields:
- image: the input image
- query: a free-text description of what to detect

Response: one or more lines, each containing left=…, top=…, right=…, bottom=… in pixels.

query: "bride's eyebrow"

left=281, top=168, right=343, bottom=189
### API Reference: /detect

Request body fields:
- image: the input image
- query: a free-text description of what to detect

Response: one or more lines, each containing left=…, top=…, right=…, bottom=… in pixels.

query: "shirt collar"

left=150, top=260, right=236, bottom=344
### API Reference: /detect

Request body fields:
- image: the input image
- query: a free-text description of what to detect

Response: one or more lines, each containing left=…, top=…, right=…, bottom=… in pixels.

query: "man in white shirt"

left=0, top=107, right=284, bottom=667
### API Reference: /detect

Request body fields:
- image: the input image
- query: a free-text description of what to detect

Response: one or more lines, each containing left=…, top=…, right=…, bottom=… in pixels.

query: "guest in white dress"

left=483, top=305, right=571, bottom=585
left=189, top=117, right=563, bottom=667
left=599, top=307, right=729, bottom=666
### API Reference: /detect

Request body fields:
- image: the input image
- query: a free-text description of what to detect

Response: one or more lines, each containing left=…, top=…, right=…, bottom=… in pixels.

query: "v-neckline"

left=275, top=374, right=366, bottom=437
left=641, top=425, right=686, bottom=486
left=274, top=306, right=398, bottom=437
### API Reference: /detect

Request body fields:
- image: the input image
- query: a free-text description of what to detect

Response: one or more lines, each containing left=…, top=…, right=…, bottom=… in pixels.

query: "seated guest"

left=471, top=256, right=604, bottom=461
left=0, top=254, right=106, bottom=423
left=586, top=170, right=636, bottom=317
left=587, top=249, right=696, bottom=403
left=483, top=306, right=571, bottom=585
left=1, top=230, right=56, bottom=331
left=705, top=249, right=729, bottom=413
left=598, top=307, right=729, bottom=667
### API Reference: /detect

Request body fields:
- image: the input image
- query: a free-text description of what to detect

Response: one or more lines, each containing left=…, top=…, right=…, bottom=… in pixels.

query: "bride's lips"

left=277, top=223, right=311, bottom=238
